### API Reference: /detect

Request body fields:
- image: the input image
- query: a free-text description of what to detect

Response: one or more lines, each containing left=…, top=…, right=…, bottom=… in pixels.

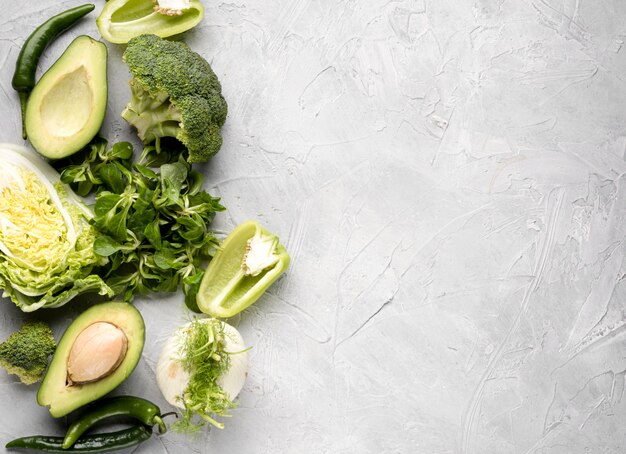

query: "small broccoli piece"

left=0, top=321, right=56, bottom=385
left=121, top=34, right=228, bottom=163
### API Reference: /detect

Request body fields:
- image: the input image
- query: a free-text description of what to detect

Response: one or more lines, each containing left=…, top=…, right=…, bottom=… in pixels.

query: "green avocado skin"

left=37, top=302, right=145, bottom=418
left=25, top=35, right=107, bottom=160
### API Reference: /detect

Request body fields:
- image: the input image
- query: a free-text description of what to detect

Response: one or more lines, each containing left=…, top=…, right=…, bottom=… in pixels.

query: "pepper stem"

left=19, top=92, right=28, bottom=139
left=152, top=416, right=167, bottom=434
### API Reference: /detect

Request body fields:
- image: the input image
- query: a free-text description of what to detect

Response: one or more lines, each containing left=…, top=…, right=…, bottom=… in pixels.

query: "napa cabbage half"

left=0, top=144, right=112, bottom=312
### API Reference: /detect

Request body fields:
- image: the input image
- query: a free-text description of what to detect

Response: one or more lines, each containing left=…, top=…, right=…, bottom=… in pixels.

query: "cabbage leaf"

left=0, top=144, right=112, bottom=311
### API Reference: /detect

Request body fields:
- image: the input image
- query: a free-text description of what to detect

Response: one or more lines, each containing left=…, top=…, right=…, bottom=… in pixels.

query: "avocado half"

left=25, top=35, right=107, bottom=160
left=37, top=302, right=145, bottom=418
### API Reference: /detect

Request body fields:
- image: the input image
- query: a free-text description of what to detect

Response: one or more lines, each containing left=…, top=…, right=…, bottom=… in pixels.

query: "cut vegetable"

left=38, top=302, right=145, bottom=418
left=0, top=143, right=112, bottom=312
left=25, top=35, right=108, bottom=160
left=197, top=221, right=290, bottom=318
left=156, top=318, right=248, bottom=431
left=96, top=0, right=204, bottom=44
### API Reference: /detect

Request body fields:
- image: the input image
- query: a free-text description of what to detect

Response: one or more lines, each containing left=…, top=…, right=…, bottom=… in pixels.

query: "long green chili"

left=62, top=396, right=169, bottom=449
left=5, top=425, right=152, bottom=453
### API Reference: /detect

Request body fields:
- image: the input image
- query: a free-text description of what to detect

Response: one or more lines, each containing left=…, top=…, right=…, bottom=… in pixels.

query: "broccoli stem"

left=122, top=87, right=183, bottom=143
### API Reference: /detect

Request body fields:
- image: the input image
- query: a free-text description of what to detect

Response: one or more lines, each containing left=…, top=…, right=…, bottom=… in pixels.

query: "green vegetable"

left=157, top=319, right=248, bottom=431
left=0, top=321, right=56, bottom=385
left=121, top=34, right=228, bottom=163
left=25, top=35, right=108, bottom=160
left=197, top=221, right=290, bottom=318
left=56, top=138, right=224, bottom=305
left=173, top=318, right=236, bottom=432
left=0, top=144, right=112, bottom=312
left=38, top=302, right=146, bottom=418
left=5, top=425, right=152, bottom=453
left=63, top=396, right=168, bottom=449
left=97, top=0, right=204, bottom=44
left=12, top=4, right=95, bottom=139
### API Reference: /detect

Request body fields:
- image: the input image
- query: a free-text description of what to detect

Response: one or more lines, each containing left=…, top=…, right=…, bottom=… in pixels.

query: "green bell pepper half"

left=197, top=220, right=290, bottom=318
left=96, top=0, right=204, bottom=44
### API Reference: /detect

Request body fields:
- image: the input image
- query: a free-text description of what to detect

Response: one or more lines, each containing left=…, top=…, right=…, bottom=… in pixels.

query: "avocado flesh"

left=37, top=302, right=145, bottom=418
left=25, top=35, right=107, bottom=160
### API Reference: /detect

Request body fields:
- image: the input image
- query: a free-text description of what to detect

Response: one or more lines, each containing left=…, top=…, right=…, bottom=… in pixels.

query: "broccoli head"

left=0, top=321, right=56, bottom=385
left=121, top=34, right=228, bottom=163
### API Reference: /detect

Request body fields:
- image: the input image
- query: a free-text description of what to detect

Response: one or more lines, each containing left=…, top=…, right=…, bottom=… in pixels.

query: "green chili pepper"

left=12, top=4, right=95, bottom=139
left=197, top=220, right=290, bottom=318
left=62, top=396, right=168, bottom=449
left=5, top=425, right=152, bottom=453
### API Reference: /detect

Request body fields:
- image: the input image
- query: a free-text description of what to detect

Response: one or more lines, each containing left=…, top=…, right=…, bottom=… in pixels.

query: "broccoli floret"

left=0, top=321, right=56, bottom=385
left=121, top=34, right=228, bottom=163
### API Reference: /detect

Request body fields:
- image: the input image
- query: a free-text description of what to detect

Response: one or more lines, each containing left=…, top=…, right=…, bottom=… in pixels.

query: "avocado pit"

left=66, top=322, right=128, bottom=385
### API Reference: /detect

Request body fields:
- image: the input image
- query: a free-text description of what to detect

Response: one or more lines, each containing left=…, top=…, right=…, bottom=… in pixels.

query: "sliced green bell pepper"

left=197, top=220, right=290, bottom=318
left=96, top=0, right=204, bottom=44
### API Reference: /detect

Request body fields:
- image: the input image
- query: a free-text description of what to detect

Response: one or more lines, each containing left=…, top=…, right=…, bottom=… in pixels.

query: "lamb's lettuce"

left=0, top=144, right=112, bottom=312
left=57, top=138, right=224, bottom=307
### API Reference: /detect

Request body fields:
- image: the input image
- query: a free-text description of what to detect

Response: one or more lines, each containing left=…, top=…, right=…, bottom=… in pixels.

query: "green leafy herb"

left=173, top=318, right=235, bottom=432
left=56, top=138, right=224, bottom=307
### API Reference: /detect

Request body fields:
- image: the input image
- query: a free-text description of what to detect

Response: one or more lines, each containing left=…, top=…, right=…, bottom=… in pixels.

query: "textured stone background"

left=1, top=0, right=626, bottom=453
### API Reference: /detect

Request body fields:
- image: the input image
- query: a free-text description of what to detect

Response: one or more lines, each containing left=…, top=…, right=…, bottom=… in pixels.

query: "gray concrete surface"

left=1, top=0, right=626, bottom=452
